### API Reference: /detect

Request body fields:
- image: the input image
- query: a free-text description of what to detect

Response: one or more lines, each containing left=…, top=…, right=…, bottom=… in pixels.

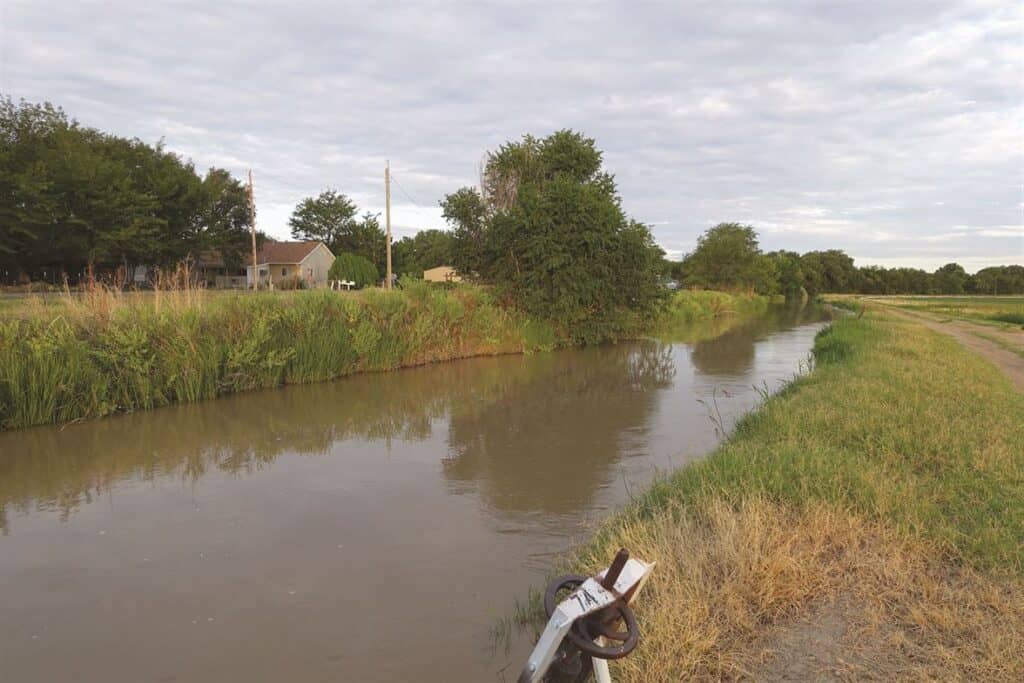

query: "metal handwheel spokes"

left=519, top=550, right=655, bottom=683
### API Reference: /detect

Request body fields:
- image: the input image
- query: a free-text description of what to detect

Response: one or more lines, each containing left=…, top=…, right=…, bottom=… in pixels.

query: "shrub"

left=329, top=252, right=379, bottom=288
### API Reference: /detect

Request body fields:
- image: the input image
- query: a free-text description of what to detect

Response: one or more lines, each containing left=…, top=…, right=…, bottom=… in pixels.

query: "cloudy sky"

left=2, top=1, right=1021, bottom=270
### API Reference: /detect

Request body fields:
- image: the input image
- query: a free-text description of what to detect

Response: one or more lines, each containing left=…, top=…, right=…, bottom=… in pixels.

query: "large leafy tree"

left=289, top=191, right=385, bottom=271
left=0, top=95, right=252, bottom=283
left=682, top=223, right=765, bottom=292
left=288, top=190, right=358, bottom=250
left=441, top=130, right=665, bottom=343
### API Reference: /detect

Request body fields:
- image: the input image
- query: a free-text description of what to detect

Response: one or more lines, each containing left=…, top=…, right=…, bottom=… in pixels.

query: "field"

left=865, top=295, right=1024, bottom=328
left=554, top=309, right=1024, bottom=680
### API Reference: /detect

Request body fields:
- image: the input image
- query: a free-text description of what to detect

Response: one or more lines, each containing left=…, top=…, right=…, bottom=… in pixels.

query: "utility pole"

left=247, top=170, right=258, bottom=291
left=384, top=160, right=392, bottom=290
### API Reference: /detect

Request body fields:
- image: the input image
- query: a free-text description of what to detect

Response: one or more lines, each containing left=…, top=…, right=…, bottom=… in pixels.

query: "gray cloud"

left=3, top=0, right=1021, bottom=270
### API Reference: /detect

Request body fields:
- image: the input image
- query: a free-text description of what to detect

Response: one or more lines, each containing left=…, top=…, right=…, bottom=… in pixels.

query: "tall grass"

left=0, top=285, right=765, bottom=432
left=659, top=289, right=769, bottom=328
left=0, top=280, right=555, bottom=431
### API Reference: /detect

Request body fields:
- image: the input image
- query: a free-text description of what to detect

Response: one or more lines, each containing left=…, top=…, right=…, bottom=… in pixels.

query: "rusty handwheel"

left=543, top=574, right=640, bottom=660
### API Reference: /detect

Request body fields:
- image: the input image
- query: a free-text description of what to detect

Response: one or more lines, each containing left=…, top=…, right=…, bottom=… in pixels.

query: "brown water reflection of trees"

left=690, top=302, right=827, bottom=376
left=0, top=355, right=544, bottom=531
left=0, top=341, right=678, bottom=531
left=442, top=342, right=675, bottom=514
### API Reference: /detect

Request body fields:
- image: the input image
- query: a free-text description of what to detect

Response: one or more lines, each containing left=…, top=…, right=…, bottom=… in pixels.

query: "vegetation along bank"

left=561, top=309, right=1023, bottom=680
left=0, top=284, right=766, bottom=432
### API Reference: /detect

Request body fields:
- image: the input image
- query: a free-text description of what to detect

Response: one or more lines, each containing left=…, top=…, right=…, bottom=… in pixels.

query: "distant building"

left=246, top=241, right=335, bottom=289
left=423, top=265, right=462, bottom=283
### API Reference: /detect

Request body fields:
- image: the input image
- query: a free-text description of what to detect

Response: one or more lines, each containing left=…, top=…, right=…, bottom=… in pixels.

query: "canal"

left=0, top=305, right=829, bottom=682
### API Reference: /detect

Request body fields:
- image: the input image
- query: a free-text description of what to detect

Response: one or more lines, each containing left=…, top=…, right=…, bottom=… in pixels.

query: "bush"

left=329, top=252, right=379, bottom=288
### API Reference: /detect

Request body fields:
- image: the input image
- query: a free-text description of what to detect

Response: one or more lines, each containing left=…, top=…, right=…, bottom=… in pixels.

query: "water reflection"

left=0, top=342, right=677, bottom=531
left=691, top=302, right=823, bottom=375
left=443, top=342, right=674, bottom=514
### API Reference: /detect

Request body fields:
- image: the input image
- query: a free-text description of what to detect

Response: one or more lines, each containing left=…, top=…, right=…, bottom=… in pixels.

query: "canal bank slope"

left=569, top=310, right=1024, bottom=680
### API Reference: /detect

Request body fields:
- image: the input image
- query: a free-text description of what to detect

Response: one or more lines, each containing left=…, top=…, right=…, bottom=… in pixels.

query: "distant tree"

left=801, top=250, right=859, bottom=294
left=440, top=187, right=488, bottom=278
left=289, top=190, right=359, bottom=251
left=392, top=229, right=456, bottom=277
left=765, top=250, right=806, bottom=299
left=933, top=262, right=968, bottom=295
left=971, top=265, right=1024, bottom=295
left=682, top=223, right=765, bottom=292
left=288, top=192, right=386, bottom=272
left=328, top=252, right=378, bottom=288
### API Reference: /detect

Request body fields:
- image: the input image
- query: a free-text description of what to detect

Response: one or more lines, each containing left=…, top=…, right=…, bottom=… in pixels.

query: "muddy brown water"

left=0, top=306, right=829, bottom=682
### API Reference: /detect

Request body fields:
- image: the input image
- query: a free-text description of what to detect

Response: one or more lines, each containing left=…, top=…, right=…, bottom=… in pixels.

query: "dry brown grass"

left=576, top=497, right=1023, bottom=681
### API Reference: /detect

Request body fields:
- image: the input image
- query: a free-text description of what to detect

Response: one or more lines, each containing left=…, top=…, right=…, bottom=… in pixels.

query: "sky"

left=2, top=1, right=1022, bottom=271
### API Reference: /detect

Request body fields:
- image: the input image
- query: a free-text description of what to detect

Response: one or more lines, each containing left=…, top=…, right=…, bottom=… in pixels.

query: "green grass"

left=588, top=309, right=1024, bottom=573
left=660, top=289, right=769, bottom=327
left=870, top=294, right=1024, bottom=329
left=0, top=282, right=556, bottom=431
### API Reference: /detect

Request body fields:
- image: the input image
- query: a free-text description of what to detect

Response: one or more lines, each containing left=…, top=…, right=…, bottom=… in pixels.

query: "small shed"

left=423, top=266, right=461, bottom=283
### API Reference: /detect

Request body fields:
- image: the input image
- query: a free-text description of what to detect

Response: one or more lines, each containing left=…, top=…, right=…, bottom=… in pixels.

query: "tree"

left=328, top=252, right=378, bottom=288
left=933, top=262, right=968, bottom=295
left=440, top=187, right=488, bottom=278
left=289, top=190, right=359, bottom=251
left=288, top=192, right=387, bottom=273
left=765, top=250, right=806, bottom=299
left=442, top=130, right=665, bottom=343
left=682, top=223, right=765, bottom=292
left=392, top=229, right=456, bottom=277
left=0, top=95, right=255, bottom=284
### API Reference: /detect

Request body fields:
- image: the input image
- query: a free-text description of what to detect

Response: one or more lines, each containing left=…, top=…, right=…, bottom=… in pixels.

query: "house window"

left=281, top=267, right=287, bottom=276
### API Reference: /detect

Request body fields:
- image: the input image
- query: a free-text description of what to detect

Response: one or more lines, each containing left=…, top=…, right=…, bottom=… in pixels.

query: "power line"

left=388, top=172, right=426, bottom=209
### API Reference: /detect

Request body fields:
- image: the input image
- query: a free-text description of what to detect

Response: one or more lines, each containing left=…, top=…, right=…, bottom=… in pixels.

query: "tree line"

left=675, top=223, right=1023, bottom=297
left=0, top=96, right=254, bottom=283
left=2, top=95, right=1019, bottom=303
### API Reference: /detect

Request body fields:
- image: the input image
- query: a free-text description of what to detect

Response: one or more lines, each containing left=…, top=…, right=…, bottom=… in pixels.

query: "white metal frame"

left=517, top=558, right=654, bottom=683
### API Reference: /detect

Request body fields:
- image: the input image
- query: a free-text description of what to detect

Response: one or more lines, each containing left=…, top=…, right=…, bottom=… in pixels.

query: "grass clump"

left=659, top=289, right=769, bottom=328
left=563, top=310, right=1023, bottom=680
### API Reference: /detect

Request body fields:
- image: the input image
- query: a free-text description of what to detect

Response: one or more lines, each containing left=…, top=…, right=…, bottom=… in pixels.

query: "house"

left=423, top=265, right=462, bottom=283
left=246, top=241, right=335, bottom=289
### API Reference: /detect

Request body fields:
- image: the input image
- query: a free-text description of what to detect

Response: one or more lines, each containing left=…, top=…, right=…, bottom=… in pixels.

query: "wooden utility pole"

left=247, top=170, right=258, bottom=291
left=384, top=160, right=392, bottom=290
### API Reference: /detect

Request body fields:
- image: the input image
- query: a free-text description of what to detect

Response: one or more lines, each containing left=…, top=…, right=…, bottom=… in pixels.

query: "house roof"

left=256, top=241, right=326, bottom=265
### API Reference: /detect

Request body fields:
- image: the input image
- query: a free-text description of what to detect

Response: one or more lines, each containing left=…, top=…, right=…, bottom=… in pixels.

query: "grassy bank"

left=0, top=285, right=766, bottom=431
left=566, top=310, right=1023, bottom=680
left=0, top=282, right=557, bottom=431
